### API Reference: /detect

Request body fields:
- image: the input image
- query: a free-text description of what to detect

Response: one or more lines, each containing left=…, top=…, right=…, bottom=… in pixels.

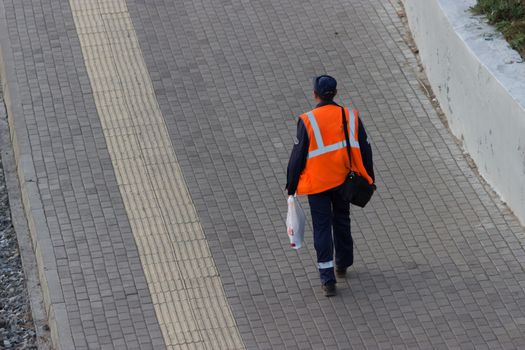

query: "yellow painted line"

left=69, top=0, right=244, bottom=348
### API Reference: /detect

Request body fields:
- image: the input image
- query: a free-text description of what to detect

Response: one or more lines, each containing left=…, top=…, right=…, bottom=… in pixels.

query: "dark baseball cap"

left=313, top=75, right=337, bottom=98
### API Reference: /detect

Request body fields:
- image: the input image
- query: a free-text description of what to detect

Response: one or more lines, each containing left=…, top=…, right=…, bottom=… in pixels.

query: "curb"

left=0, top=96, right=52, bottom=349
left=0, top=2, right=74, bottom=349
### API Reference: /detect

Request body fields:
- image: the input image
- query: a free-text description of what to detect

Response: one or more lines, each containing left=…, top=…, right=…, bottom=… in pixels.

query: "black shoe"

left=335, top=266, right=348, bottom=279
left=322, top=282, right=336, bottom=297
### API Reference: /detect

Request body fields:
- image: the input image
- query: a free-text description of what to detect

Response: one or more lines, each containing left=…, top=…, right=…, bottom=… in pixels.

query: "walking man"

left=286, top=75, right=375, bottom=297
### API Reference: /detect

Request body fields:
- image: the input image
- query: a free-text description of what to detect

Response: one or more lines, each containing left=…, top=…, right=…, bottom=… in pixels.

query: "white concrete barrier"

left=403, top=0, right=525, bottom=225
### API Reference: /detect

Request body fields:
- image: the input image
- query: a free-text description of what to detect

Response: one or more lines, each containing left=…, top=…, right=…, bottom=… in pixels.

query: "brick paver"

left=70, top=0, right=243, bottom=348
left=1, top=0, right=525, bottom=349
left=125, top=0, right=525, bottom=348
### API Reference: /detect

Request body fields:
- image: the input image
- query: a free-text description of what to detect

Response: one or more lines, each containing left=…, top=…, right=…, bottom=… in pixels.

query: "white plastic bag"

left=286, top=195, right=305, bottom=249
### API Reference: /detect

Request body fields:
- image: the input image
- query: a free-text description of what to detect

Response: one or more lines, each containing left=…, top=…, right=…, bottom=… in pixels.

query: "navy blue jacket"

left=286, top=100, right=375, bottom=195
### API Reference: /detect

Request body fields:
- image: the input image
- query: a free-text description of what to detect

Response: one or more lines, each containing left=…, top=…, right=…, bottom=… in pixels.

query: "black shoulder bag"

left=339, top=107, right=376, bottom=207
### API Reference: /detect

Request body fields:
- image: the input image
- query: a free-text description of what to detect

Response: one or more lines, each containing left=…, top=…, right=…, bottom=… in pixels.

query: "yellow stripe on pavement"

left=69, top=1, right=244, bottom=348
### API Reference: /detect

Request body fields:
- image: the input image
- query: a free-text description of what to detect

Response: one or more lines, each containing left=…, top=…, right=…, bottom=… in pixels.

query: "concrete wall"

left=403, top=0, right=525, bottom=226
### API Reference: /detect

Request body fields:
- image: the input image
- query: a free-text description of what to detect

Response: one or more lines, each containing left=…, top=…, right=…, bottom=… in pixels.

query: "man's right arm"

left=286, top=119, right=309, bottom=195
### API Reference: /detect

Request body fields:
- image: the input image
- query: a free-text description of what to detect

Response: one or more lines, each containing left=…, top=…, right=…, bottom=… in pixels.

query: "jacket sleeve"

left=286, top=119, right=309, bottom=195
left=357, top=117, right=375, bottom=183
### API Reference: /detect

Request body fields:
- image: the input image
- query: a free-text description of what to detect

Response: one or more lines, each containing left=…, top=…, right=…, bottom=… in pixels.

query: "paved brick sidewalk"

left=1, top=0, right=525, bottom=349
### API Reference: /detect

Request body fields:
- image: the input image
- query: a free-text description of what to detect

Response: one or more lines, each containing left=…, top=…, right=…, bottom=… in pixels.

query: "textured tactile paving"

left=69, top=0, right=243, bottom=348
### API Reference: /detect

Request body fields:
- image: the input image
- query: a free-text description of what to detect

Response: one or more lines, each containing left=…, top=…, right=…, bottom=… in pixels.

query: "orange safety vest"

left=296, top=104, right=373, bottom=195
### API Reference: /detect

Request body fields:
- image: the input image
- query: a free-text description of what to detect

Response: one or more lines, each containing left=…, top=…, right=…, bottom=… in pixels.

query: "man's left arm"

left=357, top=117, right=375, bottom=183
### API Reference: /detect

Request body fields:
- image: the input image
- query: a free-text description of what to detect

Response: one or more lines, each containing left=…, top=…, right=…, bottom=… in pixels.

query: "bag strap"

left=341, top=106, right=353, bottom=172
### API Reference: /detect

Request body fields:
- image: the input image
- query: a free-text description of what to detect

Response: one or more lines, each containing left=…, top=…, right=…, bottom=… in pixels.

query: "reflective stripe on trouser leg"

left=318, top=261, right=334, bottom=269
left=318, top=261, right=335, bottom=285
left=308, top=191, right=336, bottom=284
left=319, top=264, right=335, bottom=285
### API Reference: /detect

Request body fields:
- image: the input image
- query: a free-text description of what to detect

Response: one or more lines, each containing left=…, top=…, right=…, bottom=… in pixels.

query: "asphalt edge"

left=0, top=2, right=73, bottom=349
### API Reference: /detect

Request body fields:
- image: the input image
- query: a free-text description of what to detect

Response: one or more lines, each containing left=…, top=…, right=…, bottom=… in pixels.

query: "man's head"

left=313, top=75, right=337, bottom=101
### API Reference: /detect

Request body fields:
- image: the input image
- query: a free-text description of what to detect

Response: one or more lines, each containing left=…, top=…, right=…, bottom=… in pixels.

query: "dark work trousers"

left=308, top=187, right=353, bottom=285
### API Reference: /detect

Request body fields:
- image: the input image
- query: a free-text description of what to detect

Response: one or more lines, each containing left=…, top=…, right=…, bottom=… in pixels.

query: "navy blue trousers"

left=308, top=187, right=353, bottom=284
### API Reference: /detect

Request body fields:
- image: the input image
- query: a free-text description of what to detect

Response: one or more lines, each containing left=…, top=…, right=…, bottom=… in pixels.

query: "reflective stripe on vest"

left=306, top=111, right=324, bottom=148
left=306, top=108, right=359, bottom=159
